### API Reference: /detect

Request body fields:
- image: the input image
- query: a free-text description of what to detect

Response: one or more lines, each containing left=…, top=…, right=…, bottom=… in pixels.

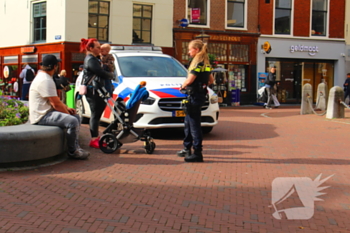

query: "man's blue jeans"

left=38, top=111, right=80, bottom=153
left=21, top=83, right=31, bottom=100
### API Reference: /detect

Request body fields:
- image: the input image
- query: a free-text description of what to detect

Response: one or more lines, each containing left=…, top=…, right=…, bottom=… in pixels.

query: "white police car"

left=75, top=46, right=219, bottom=133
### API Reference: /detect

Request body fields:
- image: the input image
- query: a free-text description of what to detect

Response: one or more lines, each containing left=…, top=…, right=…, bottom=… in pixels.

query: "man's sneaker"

left=177, top=148, right=191, bottom=157
left=68, top=148, right=90, bottom=160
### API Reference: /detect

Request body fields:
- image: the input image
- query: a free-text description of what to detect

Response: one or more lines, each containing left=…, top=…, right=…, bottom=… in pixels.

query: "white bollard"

left=315, top=82, right=327, bottom=111
left=326, top=86, right=344, bottom=119
left=300, top=83, right=313, bottom=115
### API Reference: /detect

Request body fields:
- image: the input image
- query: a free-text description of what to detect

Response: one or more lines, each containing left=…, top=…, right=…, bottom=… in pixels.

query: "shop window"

left=187, top=0, right=208, bottom=26
left=228, top=64, right=247, bottom=92
left=208, top=43, right=227, bottom=62
left=227, top=0, right=246, bottom=28
left=88, top=0, right=110, bottom=42
left=22, top=55, right=38, bottom=64
left=311, top=0, right=327, bottom=36
left=33, top=2, right=46, bottom=42
left=266, top=59, right=334, bottom=103
left=181, top=41, right=190, bottom=64
left=1, top=64, right=18, bottom=97
left=4, top=56, right=18, bottom=64
left=274, top=0, right=292, bottom=35
left=229, top=44, right=249, bottom=62
left=133, top=4, right=152, bottom=44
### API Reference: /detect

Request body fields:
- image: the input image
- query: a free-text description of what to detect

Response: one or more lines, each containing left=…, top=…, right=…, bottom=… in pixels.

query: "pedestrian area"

left=0, top=107, right=349, bottom=233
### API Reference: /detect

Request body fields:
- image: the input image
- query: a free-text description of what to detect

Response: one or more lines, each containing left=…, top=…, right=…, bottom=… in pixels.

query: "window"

left=133, top=4, right=153, bottom=44
left=187, top=0, right=208, bottom=25
left=33, top=2, right=46, bottom=42
left=88, top=1, right=110, bottom=41
left=118, top=56, right=187, bottom=77
left=227, top=0, right=245, bottom=28
left=311, top=0, right=327, bottom=36
left=274, top=0, right=292, bottom=35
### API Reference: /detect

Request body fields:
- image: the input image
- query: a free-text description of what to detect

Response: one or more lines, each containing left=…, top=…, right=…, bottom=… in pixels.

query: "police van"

left=75, top=46, right=219, bottom=133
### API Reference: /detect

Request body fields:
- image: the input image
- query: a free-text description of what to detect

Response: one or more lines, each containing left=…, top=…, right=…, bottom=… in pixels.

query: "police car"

left=75, top=46, right=219, bottom=133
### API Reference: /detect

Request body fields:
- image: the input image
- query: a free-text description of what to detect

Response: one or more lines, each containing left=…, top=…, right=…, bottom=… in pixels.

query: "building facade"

left=345, top=0, right=350, bottom=75
left=0, top=0, right=173, bottom=98
left=173, top=0, right=260, bottom=105
left=257, top=0, right=346, bottom=104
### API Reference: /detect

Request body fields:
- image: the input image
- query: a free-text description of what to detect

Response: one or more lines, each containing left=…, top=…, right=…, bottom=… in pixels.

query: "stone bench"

left=0, top=123, right=66, bottom=164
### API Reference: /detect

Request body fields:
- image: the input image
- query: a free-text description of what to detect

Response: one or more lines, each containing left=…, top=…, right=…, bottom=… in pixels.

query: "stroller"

left=94, top=80, right=156, bottom=154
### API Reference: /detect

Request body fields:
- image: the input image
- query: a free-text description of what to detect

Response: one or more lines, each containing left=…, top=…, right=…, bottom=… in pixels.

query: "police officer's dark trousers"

left=183, top=103, right=203, bottom=153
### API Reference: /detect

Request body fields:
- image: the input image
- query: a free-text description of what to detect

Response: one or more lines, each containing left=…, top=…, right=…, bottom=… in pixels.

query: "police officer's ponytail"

left=188, top=39, right=211, bottom=71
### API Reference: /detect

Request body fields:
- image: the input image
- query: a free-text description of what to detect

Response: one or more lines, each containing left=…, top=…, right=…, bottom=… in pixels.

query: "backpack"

left=26, top=69, right=35, bottom=81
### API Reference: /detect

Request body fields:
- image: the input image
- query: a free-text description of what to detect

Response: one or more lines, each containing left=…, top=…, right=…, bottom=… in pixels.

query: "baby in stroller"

left=95, top=80, right=156, bottom=154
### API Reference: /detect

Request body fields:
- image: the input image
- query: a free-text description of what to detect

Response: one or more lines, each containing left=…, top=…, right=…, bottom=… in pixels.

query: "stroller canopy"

left=126, top=83, right=149, bottom=110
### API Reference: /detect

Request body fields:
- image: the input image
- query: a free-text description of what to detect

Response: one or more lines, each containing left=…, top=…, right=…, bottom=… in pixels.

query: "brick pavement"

left=0, top=107, right=349, bottom=233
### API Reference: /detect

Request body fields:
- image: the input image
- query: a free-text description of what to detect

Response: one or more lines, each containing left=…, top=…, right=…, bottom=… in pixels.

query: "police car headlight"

left=210, top=94, right=218, bottom=104
left=141, top=97, right=156, bottom=105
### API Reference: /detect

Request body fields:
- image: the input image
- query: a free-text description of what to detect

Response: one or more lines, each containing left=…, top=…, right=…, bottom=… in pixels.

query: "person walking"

left=177, top=39, right=214, bottom=162
left=19, top=64, right=35, bottom=100
left=264, top=66, right=276, bottom=109
left=80, top=38, right=113, bottom=149
left=343, top=73, right=350, bottom=103
left=28, top=55, right=89, bottom=160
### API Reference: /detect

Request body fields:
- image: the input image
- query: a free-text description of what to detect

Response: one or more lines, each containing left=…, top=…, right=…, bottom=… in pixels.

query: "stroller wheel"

left=99, top=134, right=120, bottom=154
left=144, top=140, right=156, bottom=154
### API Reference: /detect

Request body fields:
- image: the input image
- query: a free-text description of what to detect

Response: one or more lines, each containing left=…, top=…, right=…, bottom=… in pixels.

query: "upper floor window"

left=274, top=0, right=292, bottom=35
left=33, top=2, right=46, bottom=42
left=133, top=4, right=153, bottom=44
left=88, top=1, right=110, bottom=42
left=227, top=0, right=245, bottom=28
left=187, top=0, right=208, bottom=25
left=311, top=0, right=327, bottom=36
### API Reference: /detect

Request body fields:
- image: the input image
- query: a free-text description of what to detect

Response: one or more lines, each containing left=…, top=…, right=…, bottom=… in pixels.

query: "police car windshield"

left=118, top=56, right=188, bottom=77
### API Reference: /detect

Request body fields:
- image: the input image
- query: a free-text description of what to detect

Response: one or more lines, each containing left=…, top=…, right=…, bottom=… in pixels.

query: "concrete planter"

left=0, top=123, right=65, bottom=164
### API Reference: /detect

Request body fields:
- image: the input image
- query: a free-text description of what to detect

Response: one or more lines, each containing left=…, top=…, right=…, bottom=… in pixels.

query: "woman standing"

left=177, top=39, right=214, bottom=162
left=80, top=38, right=113, bottom=149
left=57, top=70, right=70, bottom=104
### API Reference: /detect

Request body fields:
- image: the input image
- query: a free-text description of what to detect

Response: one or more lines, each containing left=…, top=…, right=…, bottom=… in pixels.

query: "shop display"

left=1, top=65, right=19, bottom=97
left=228, top=64, right=247, bottom=106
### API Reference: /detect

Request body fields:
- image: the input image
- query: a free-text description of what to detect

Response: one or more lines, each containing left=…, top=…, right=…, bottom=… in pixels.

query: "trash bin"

left=66, top=84, right=75, bottom=109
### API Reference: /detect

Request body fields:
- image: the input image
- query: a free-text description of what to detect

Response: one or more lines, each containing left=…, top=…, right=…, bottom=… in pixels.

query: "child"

left=100, top=44, right=115, bottom=96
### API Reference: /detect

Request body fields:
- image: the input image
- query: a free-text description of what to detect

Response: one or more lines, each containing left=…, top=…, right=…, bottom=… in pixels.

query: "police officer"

left=177, top=39, right=214, bottom=162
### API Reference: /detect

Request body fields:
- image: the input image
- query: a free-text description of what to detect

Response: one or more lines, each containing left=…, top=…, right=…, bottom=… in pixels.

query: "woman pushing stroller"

left=80, top=38, right=114, bottom=149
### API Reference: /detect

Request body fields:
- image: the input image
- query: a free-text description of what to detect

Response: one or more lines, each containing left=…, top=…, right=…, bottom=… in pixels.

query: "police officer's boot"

left=177, top=148, right=191, bottom=157
left=184, top=149, right=203, bottom=162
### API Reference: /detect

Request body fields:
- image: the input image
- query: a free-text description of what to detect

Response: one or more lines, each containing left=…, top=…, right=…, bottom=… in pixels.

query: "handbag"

left=79, top=74, right=96, bottom=95
left=79, top=85, right=87, bottom=95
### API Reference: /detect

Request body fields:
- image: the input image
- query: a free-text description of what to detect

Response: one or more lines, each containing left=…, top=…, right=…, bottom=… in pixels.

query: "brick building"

left=0, top=0, right=173, bottom=99
left=173, top=0, right=260, bottom=105
left=257, top=0, right=346, bottom=104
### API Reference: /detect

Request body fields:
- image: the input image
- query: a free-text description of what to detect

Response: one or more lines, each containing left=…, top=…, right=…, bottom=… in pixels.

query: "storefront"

left=174, top=28, right=259, bottom=105
left=257, top=37, right=346, bottom=104
left=0, top=42, right=84, bottom=98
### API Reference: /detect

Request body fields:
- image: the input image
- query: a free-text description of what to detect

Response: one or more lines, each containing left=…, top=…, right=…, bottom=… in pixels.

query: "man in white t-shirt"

left=29, top=55, right=90, bottom=160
